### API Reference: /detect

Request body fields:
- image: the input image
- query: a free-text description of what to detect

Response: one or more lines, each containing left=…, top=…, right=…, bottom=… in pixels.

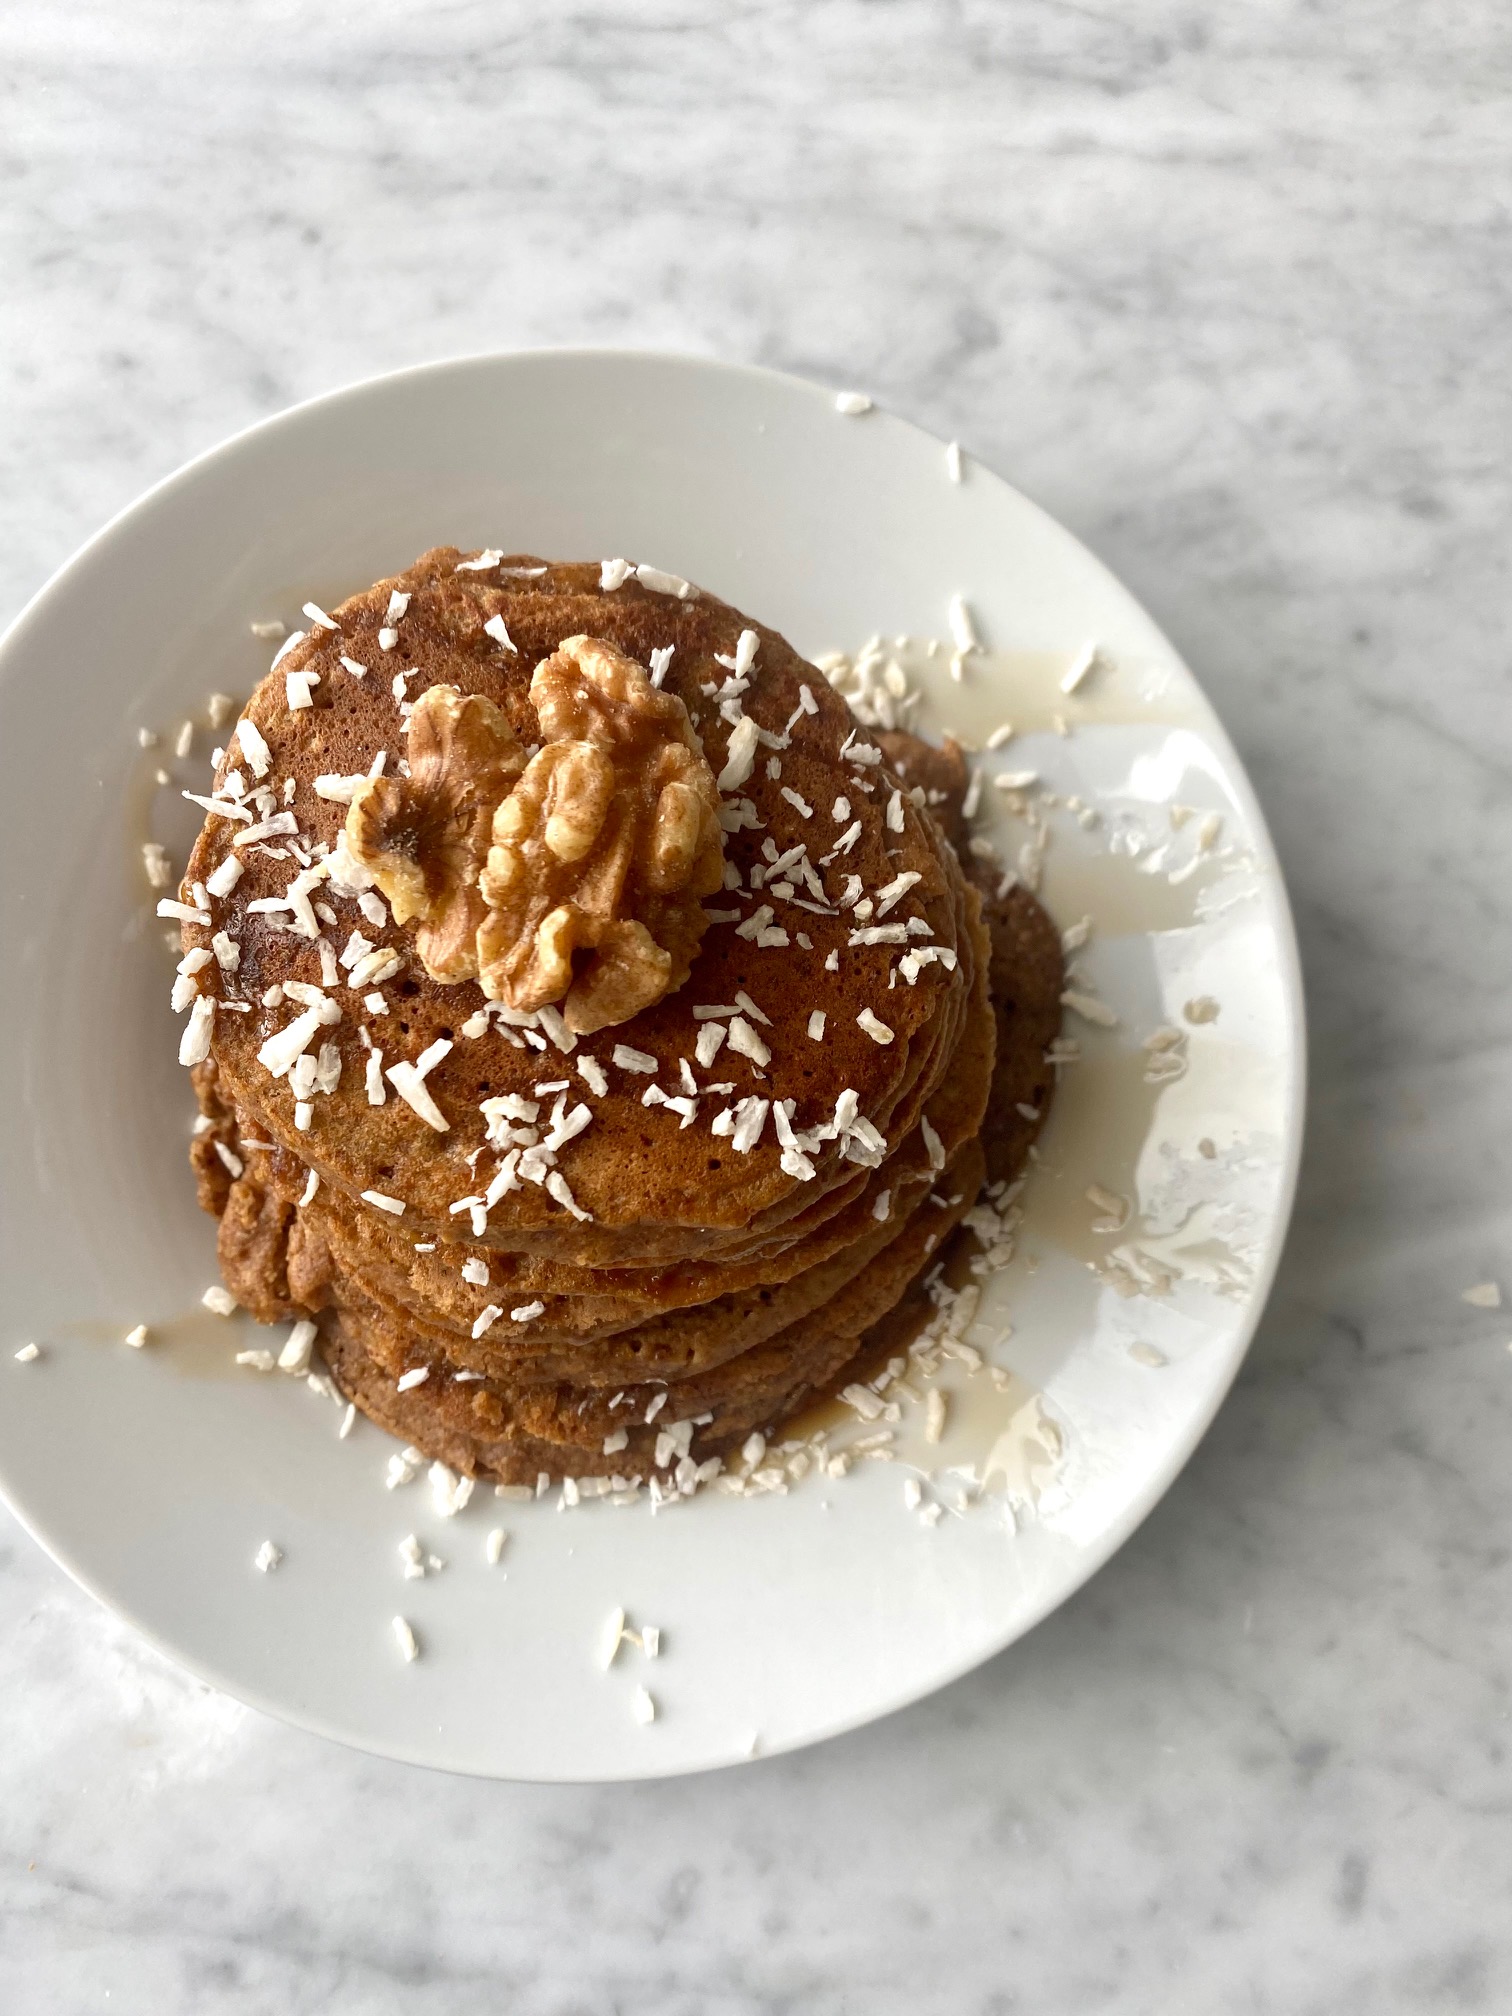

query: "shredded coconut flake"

left=141, top=841, right=173, bottom=888
left=924, top=1388, right=947, bottom=1444
left=577, top=1055, right=609, bottom=1097
left=313, top=772, right=369, bottom=803
left=635, top=563, right=697, bottom=599
left=726, top=1015, right=771, bottom=1068
left=599, top=1606, right=627, bottom=1668
left=1062, top=990, right=1119, bottom=1029
left=348, top=948, right=402, bottom=988
left=1060, top=640, right=1099, bottom=693
left=274, top=1319, right=315, bottom=1375
left=386, top=1057, right=450, bottom=1132
left=948, top=595, right=980, bottom=654
left=535, top=1004, right=577, bottom=1054
left=233, top=811, right=299, bottom=849
left=718, top=715, right=760, bottom=793
left=545, top=1171, right=589, bottom=1221
left=921, top=1114, right=946, bottom=1172
left=430, top=1462, right=474, bottom=1517
left=257, top=1003, right=337, bottom=1079
left=178, top=994, right=216, bottom=1066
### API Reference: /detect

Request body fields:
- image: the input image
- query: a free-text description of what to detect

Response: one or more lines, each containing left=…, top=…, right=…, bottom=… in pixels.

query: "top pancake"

left=183, top=552, right=978, bottom=1266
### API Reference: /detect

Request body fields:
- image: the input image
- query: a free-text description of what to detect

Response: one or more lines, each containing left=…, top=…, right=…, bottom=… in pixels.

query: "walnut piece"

left=345, top=685, right=526, bottom=982
left=477, top=635, right=725, bottom=1033
left=341, top=638, right=724, bottom=1029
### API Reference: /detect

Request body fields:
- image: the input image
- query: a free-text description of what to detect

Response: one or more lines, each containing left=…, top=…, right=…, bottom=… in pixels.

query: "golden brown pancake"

left=314, top=1140, right=987, bottom=1487
left=177, top=551, right=1063, bottom=1485
left=185, top=551, right=978, bottom=1266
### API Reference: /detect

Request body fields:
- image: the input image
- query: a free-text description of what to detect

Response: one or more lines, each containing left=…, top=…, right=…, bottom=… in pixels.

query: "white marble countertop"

left=4, top=3, right=1509, bottom=2009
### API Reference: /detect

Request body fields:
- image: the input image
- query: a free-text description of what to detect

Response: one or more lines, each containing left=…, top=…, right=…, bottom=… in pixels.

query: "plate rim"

left=0, top=347, right=1308, bottom=1780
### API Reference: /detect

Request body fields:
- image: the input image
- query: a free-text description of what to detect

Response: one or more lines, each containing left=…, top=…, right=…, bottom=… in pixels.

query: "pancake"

left=190, top=872, right=1059, bottom=1483
left=317, top=1140, right=987, bottom=1487
left=200, top=976, right=996, bottom=1389
left=196, top=883, right=995, bottom=1354
left=175, top=549, right=1064, bottom=1486
left=184, top=551, right=977, bottom=1267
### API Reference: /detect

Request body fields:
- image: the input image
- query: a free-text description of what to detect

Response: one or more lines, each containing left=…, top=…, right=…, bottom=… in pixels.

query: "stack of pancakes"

left=181, top=552, right=1062, bottom=1488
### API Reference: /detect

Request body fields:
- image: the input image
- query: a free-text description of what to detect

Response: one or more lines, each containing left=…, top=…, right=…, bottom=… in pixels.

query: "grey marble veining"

left=3, top=3, right=1510, bottom=2010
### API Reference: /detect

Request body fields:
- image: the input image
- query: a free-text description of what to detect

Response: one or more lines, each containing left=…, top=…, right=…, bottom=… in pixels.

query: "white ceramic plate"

left=0, top=353, right=1304, bottom=1780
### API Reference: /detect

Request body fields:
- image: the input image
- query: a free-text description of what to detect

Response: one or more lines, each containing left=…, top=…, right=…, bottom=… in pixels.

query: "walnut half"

left=345, top=685, right=526, bottom=982
left=342, top=637, right=726, bottom=1032
left=477, top=635, right=725, bottom=1033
